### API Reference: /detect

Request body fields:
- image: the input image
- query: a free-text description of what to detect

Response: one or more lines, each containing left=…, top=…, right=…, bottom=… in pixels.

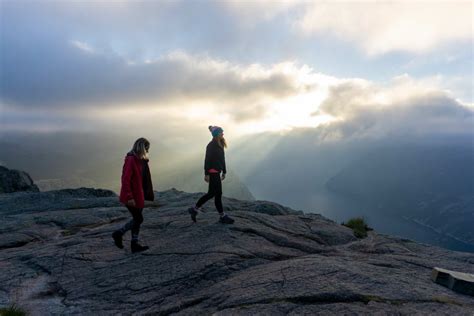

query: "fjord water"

left=306, top=187, right=474, bottom=253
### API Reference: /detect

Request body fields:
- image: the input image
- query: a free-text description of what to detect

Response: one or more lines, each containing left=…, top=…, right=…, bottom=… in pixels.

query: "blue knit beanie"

left=209, top=125, right=223, bottom=137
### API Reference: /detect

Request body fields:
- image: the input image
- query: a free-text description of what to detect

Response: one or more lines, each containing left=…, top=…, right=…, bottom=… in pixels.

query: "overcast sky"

left=1, top=0, right=472, bottom=143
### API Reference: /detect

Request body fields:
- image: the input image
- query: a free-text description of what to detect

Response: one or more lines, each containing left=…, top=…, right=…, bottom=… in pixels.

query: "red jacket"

left=119, top=152, right=154, bottom=208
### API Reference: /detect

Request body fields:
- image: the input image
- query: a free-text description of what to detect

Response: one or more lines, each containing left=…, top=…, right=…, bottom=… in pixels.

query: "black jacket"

left=141, top=159, right=154, bottom=201
left=204, top=139, right=226, bottom=175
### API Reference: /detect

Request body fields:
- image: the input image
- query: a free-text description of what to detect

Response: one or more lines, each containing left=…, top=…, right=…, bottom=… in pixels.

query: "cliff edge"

left=0, top=188, right=473, bottom=315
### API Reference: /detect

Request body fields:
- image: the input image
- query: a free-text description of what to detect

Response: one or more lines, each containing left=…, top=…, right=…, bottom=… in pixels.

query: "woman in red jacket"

left=113, top=137, right=154, bottom=253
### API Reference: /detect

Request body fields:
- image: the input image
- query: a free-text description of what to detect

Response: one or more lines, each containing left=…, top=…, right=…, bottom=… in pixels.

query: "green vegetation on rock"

left=342, top=217, right=373, bottom=238
left=0, top=304, right=27, bottom=316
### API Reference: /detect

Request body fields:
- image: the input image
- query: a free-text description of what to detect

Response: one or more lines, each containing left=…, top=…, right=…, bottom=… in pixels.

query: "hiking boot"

left=112, top=231, right=124, bottom=249
left=188, top=207, right=198, bottom=223
left=219, top=214, right=235, bottom=224
left=131, top=241, right=149, bottom=253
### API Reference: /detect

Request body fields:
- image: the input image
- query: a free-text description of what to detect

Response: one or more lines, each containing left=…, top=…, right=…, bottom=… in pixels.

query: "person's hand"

left=204, top=175, right=210, bottom=183
left=127, top=199, right=136, bottom=207
left=221, top=173, right=226, bottom=181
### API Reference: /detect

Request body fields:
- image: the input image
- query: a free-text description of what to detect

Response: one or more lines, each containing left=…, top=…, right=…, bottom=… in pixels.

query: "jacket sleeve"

left=222, top=150, right=227, bottom=174
left=121, top=157, right=134, bottom=201
left=142, top=160, right=154, bottom=201
left=204, top=145, right=210, bottom=175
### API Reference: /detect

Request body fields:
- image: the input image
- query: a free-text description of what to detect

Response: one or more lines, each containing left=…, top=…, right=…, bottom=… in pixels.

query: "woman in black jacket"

left=188, top=126, right=234, bottom=224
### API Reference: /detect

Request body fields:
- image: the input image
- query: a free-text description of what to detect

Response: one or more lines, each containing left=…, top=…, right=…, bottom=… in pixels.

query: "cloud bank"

left=224, top=0, right=473, bottom=56
left=313, top=75, right=473, bottom=141
left=1, top=0, right=472, bottom=141
left=2, top=46, right=308, bottom=110
left=297, top=1, right=472, bottom=55
left=2, top=39, right=472, bottom=141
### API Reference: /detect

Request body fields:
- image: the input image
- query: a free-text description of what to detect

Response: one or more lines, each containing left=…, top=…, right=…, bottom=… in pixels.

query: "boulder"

left=0, top=166, right=39, bottom=193
left=432, top=267, right=474, bottom=296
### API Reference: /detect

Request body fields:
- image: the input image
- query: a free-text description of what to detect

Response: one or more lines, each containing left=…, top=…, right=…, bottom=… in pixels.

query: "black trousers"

left=196, top=173, right=223, bottom=213
left=118, top=206, right=144, bottom=241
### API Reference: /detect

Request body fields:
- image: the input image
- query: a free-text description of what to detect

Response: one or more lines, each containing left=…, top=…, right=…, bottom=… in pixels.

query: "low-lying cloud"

left=312, top=75, right=473, bottom=141
left=1, top=43, right=307, bottom=110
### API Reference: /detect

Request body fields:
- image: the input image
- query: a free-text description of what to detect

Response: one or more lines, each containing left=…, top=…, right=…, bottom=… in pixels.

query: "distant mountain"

left=326, top=144, right=474, bottom=245
left=155, top=167, right=255, bottom=201
left=0, top=137, right=254, bottom=200
left=407, top=195, right=474, bottom=246
left=35, top=178, right=98, bottom=191
left=227, top=132, right=474, bottom=252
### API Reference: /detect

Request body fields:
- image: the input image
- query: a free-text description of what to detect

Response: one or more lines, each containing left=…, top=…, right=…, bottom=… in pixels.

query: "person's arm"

left=222, top=150, right=227, bottom=175
left=204, top=144, right=211, bottom=175
left=221, top=148, right=227, bottom=180
left=121, top=157, right=135, bottom=204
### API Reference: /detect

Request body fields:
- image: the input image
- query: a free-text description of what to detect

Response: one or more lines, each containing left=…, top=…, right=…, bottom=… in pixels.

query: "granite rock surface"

left=1, top=188, right=473, bottom=315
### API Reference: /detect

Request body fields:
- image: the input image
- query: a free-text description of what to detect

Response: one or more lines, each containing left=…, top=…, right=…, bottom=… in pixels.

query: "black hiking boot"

left=112, top=231, right=124, bottom=249
left=219, top=214, right=235, bottom=225
left=131, top=241, right=149, bottom=253
left=188, top=207, right=198, bottom=223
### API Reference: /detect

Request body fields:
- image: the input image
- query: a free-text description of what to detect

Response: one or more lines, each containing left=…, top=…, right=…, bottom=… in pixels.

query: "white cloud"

left=296, top=1, right=472, bottom=55
left=221, top=0, right=299, bottom=24
left=4, top=45, right=472, bottom=139
left=3, top=46, right=338, bottom=130
left=3, top=30, right=473, bottom=138
left=312, top=74, right=473, bottom=141
left=70, top=40, right=95, bottom=53
left=224, top=0, right=472, bottom=56
left=2, top=45, right=316, bottom=115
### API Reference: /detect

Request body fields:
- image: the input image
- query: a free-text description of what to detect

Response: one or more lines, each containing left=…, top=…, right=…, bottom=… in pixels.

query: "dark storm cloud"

left=1, top=38, right=301, bottom=110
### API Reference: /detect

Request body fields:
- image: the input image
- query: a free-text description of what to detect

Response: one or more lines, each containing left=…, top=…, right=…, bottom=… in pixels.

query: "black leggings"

left=119, top=206, right=144, bottom=241
left=196, top=173, right=223, bottom=213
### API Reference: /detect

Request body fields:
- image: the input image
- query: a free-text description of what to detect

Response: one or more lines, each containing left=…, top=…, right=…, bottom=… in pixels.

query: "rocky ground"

left=1, top=188, right=473, bottom=315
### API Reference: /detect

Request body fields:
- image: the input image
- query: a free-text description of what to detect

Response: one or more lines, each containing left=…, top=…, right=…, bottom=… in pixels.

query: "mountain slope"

left=0, top=136, right=255, bottom=200
left=0, top=189, right=473, bottom=314
left=326, top=145, right=474, bottom=246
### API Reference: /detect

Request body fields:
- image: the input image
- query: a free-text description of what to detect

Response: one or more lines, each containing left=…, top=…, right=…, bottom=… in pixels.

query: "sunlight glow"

left=236, top=89, right=335, bottom=135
